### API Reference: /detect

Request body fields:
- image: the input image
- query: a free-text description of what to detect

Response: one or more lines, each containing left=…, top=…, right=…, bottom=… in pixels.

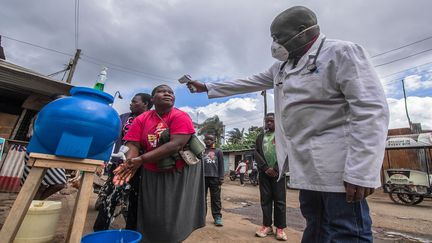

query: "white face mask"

left=271, top=41, right=289, bottom=61
left=271, top=24, right=319, bottom=61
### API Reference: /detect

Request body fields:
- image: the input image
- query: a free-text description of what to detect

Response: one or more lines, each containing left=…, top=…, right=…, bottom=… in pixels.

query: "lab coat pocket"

left=282, top=71, right=323, bottom=100
left=311, top=136, right=347, bottom=173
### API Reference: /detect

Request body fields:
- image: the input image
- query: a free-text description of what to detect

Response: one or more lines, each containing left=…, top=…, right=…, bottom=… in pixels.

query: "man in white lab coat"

left=187, top=6, right=389, bottom=243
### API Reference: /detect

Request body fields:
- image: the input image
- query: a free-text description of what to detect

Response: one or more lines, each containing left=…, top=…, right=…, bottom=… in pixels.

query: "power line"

left=1, top=35, right=73, bottom=56
left=204, top=99, right=246, bottom=117
left=81, top=54, right=177, bottom=81
left=1, top=34, right=180, bottom=83
left=3, top=34, right=431, bottom=91
left=80, top=57, right=178, bottom=84
left=48, top=64, right=70, bottom=77
left=374, top=48, right=432, bottom=68
left=379, top=61, right=432, bottom=79
left=224, top=114, right=264, bottom=127
left=370, top=36, right=432, bottom=58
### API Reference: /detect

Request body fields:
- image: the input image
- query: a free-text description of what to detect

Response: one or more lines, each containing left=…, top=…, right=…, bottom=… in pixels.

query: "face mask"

left=271, top=24, right=318, bottom=61
left=271, top=42, right=289, bottom=61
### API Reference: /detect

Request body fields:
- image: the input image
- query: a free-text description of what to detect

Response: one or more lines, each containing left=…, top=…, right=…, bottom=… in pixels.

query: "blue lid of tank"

left=70, top=87, right=114, bottom=104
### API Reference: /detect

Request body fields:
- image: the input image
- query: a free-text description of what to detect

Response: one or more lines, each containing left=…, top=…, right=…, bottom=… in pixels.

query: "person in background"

left=254, top=113, right=287, bottom=241
left=235, top=160, right=247, bottom=186
left=202, top=134, right=224, bottom=226
left=187, top=6, right=389, bottom=242
left=113, top=84, right=205, bottom=242
left=93, top=93, right=152, bottom=231
left=21, top=94, right=67, bottom=200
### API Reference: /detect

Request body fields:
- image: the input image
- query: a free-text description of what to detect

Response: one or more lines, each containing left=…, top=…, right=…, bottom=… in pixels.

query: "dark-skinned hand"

left=344, top=181, right=375, bottom=203
left=219, top=179, right=224, bottom=185
left=186, top=81, right=207, bottom=93
left=265, top=168, right=278, bottom=178
left=113, top=157, right=143, bottom=186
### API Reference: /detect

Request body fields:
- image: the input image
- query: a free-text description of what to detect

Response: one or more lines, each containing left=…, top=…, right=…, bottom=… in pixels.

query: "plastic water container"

left=81, top=229, right=142, bottom=243
left=27, top=87, right=121, bottom=161
left=14, top=200, right=62, bottom=243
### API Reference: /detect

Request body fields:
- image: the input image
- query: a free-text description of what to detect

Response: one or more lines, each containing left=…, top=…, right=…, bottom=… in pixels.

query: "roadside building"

left=222, top=148, right=254, bottom=173
left=0, top=59, right=72, bottom=192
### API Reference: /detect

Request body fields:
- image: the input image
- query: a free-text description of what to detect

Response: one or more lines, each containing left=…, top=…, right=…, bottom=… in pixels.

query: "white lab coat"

left=206, top=34, right=389, bottom=192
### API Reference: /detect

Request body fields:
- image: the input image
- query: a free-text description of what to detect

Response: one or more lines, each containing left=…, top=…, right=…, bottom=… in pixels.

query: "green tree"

left=197, top=115, right=224, bottom=146
left=226, top=128, right=244, bottom=144
left=243, top=126, right=263, bottom=147
left=221, top=125, right=263, bottom=151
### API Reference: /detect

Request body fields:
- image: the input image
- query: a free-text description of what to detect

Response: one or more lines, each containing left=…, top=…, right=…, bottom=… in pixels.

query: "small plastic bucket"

left=15, top=200, right=62, bottom=243
left=81, top=230, right=142, bottom=243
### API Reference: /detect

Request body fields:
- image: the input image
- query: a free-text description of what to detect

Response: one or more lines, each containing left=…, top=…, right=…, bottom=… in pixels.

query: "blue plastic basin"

left=81, top=229, right=142, bottom=243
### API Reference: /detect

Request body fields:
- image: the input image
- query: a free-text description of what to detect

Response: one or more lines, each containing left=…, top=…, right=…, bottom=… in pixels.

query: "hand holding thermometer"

left=178, top=74, right=197, bottom=92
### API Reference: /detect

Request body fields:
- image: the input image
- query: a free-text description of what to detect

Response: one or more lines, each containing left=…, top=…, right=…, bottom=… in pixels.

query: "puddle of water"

left=227, top=205, right=432, bottom=243
left=383, top=231, right=431, bottom=243
left=374, top=229, right=432, bottom=243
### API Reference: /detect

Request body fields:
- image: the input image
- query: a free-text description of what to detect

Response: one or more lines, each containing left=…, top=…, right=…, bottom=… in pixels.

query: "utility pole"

left=262, top=90, right=268, bottom=115
left=401, top=79, right=413, bottom=131
left=66, top=49, right=81, bottom=84
left=222, top=125, right=226, bottom=145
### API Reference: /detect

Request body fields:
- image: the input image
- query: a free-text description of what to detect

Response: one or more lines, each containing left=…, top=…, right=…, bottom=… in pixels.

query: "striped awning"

left=0, top=144, right=26, bottom=192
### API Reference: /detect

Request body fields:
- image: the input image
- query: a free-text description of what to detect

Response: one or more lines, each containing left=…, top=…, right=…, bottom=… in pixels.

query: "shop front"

left=0, top=60, right=73, bottom=192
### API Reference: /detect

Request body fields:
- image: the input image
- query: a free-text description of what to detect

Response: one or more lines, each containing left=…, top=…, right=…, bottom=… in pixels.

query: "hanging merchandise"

left=94, top=67, right=108, bottom=91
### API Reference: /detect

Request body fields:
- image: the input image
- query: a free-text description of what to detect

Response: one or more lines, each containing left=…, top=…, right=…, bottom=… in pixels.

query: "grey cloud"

left=1, top=0, right=431, bottom=108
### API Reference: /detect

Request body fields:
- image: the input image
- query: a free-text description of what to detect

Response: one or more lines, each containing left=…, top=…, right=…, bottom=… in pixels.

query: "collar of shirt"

left=292, top=34, right=319, bottom=64
left=284, top=33, right=326, bottom=75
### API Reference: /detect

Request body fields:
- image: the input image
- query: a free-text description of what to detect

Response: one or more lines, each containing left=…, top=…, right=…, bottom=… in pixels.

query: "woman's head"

left=130, top=93, right=152, bottom=115
left=151, top=85, right=175, bottom=109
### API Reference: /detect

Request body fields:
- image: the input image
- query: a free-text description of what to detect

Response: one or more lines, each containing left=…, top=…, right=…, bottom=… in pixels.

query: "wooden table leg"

left=66, top=172, right=94, bottom=243
left=0, top=167, right=46, bottom=242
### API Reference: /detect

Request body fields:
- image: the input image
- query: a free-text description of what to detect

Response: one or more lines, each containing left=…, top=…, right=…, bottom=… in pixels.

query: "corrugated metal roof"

left=222, top=148, right=255, bottom=153
left=0, top=60, right=73, bottom=96
left=0, top=144, right=26, bottom=192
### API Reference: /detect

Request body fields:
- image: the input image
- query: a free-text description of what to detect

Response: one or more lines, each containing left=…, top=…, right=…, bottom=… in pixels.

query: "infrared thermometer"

left=178, top=74, right=197, bottom=92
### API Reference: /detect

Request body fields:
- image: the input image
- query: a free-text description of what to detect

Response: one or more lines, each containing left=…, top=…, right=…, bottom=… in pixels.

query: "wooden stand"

left=0, top=153, right=103, bottom=243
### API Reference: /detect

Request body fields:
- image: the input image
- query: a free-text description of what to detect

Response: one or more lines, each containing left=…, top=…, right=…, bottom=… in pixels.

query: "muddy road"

left=1, top=179, right=431, bottom=242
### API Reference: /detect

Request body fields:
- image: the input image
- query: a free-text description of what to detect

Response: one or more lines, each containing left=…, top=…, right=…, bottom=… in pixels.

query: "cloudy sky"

left=1, top=0, right=431, bottom=134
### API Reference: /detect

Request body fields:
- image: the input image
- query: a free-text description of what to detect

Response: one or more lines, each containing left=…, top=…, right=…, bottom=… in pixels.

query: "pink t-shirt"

left=123, top=108, right=195, bottom=172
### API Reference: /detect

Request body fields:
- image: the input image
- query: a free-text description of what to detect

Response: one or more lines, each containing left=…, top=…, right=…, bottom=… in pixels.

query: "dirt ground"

left=1, top=179, right=432, bottom=243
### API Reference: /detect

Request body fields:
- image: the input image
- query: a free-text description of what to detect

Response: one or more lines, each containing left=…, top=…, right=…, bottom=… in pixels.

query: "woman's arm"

left=135, top=134, right=191, bottom=164
left=114, top=134, right=191, bottom=185
left=125, top=141, right=141, bottom=159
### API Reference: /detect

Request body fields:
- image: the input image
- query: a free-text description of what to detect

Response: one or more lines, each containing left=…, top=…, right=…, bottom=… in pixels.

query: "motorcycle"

left=229, top=169, right=258, bottom=186
left=248, top=168, right=258, bottom=186
left=229, top=170, right=240, bottom=181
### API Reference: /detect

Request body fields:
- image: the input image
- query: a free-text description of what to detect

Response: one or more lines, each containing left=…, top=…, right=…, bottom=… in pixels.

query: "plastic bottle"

left=94, top=67, right=108, bottom=91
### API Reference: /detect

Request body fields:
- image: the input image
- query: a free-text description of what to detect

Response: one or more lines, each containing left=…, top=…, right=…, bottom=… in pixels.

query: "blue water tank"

left=27, top=87, right=121, bottom=161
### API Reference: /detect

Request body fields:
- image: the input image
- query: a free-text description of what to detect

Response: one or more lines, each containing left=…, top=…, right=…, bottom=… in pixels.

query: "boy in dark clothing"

left=203, top=134, right=225, bottom=226
left=254, top=113, right=287, bottom=241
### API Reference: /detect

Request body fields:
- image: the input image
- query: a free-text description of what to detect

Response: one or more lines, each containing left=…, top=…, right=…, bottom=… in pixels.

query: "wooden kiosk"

left=0, top=153, right=103, bottom=243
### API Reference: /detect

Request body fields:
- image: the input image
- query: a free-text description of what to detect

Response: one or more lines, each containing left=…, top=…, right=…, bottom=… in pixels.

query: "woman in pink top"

left=113, top=84, right=205, bottom=242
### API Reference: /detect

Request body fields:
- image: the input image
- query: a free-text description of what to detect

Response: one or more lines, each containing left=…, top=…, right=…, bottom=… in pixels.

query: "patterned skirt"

left=21, top=152, right=66, bottom=186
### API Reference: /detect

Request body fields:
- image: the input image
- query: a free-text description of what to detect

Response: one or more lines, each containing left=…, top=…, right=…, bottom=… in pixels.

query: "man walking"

left=187, top=6, right=389, bottom=242
left=235, top=160, right=247, bottom=186
left=202, top=134, right=225, bottom=226
left=254, top=113, right=287, bottom=241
